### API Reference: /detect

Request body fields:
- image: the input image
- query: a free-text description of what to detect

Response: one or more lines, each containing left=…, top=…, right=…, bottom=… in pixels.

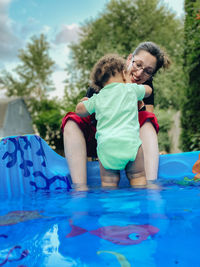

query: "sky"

left=0, top=0, right=185, bottom=98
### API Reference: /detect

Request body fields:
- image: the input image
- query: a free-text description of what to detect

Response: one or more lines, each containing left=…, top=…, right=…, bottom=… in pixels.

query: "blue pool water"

left=1, top=182, right=200, bottom=267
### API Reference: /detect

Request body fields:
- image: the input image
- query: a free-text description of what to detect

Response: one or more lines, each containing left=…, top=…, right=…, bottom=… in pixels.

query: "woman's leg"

left=140, top=121, right=159, bottom=180
left=99, top=161, right=120, bottom=188
left=125, top=145, right=147, bottom=187
left=63, top=120, right=88, bottom=189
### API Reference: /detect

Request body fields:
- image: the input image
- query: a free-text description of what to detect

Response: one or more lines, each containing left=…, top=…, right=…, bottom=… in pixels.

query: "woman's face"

left=128, top=50, right=157, bottom=84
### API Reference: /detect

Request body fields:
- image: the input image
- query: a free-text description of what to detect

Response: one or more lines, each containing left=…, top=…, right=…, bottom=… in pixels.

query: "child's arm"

left=76, top=101, right=90, bottom=117
left=135, top=84, right=152, bottom=111
left=76, top=93, right=96, bottom=117
left=143, top=85, right=152, bottom=98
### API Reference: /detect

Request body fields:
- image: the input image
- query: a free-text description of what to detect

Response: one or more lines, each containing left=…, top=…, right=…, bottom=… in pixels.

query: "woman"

left=61, top=42, right=170, bottom=189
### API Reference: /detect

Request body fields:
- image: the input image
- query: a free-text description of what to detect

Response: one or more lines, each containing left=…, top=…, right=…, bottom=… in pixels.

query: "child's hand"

left=80, top=97, right=89, bottom=102
left=138, top=100, right=145, bottom=111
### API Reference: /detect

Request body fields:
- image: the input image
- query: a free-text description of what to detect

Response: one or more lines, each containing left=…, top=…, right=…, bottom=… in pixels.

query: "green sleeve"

left=83, top=94, right=97, bottom=114
left=129, top=84, right=145, bottom=100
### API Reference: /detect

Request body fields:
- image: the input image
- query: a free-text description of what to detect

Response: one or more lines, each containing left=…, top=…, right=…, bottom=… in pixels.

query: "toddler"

left=76, top=54, right=152, bottom=187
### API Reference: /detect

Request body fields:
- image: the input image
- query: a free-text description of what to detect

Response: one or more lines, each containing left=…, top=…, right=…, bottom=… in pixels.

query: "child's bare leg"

left=99, top=161, right=120, bottom=187
left=125, top=146, right=147, bottom=187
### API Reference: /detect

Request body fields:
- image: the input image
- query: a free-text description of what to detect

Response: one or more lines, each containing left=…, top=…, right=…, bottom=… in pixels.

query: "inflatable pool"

left=1, top=135, right=200, bottom=266
left=0, top=134, right=200, bottom=197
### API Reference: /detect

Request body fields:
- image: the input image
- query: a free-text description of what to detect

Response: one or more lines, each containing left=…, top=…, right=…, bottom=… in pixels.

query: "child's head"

left=90, top=54, right=127, bottom=91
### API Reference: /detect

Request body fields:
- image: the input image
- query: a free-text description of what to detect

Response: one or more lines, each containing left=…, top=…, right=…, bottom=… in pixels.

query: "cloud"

left=54, top=24, right=80, bottom=44
left=41, top=25, right=51, bottom=35
left=48, top=43, right=71, bottom=98
left=50, top=43, right=71, bottom=70
left=48, top=70, right=67, bottom=99
left=0, top=0, right=22, bottom=63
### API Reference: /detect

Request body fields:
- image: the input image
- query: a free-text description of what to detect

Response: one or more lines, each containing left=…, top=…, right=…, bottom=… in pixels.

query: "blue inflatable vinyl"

left=0, top=134, right=200, bottom=197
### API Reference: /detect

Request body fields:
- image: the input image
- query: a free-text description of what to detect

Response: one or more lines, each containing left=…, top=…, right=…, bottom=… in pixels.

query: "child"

left=76, top=54, right=152, bottom=187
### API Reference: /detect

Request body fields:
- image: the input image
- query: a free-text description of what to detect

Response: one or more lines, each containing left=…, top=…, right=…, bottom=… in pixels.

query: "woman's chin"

left=131, top=78, right=140, bottom=84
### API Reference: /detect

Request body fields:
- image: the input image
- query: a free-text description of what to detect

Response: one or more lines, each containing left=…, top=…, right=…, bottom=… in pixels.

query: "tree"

left=1, top=34, right=55, bottom=100
left=64, top=0, right=184, bottom=112
left=180, top=0, right=200, bottom=151
left=31, top=98, right=64, bottom=153
left=0, top=34, right=64, bottom=152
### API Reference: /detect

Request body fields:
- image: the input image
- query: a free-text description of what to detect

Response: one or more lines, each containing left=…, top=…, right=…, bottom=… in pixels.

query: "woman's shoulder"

left=143, top=77, right=154, bottom=105
left=85, top=86, right=100, bottom=98
left=143, top=77, right=154, bottom=90
left=86, top=87, right=97, bottom=98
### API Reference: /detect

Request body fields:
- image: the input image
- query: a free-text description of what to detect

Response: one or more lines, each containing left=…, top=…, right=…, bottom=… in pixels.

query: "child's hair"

left=90, top=54, right=126, bottom=91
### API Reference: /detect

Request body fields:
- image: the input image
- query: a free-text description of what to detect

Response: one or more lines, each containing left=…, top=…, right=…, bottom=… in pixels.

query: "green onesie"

left=83, top=82, right=145, bottom=170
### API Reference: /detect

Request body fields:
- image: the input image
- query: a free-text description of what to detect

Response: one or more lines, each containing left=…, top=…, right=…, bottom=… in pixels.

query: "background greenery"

left=0, top=34, right=65, bottom=151
left=180, top=0, right=200, bottom=151
left=1, top=0, right=199, bottom=153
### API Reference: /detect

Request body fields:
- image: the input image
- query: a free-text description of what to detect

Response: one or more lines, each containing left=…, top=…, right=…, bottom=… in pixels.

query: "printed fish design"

left=66, top=220, right=159, bottom=245
left=192, top=154, right=200, bottom=180
left=0, top=210, right=44, bottom=226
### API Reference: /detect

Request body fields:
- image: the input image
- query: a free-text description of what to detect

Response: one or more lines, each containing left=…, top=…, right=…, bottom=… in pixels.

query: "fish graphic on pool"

left=192, top=154, right=200, bottom=180
left=0, top=210, right=44, bottom=226
left=66, top=220, right=159, bottom=245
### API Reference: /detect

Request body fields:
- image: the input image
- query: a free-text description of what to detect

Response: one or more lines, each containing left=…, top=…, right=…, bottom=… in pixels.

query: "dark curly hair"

left=90, top=54, right=126, bottom=92
left=132, top=42, right=171, bottom=74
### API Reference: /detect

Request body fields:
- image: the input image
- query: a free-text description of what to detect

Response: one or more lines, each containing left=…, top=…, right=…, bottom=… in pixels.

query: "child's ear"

left=122, top=70, right=126, bottom=82
left=126, top=54, right=132, bottom=66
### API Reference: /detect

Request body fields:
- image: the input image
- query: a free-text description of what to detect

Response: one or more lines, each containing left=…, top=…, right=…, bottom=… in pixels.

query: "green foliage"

left=154, top=62, right=186, bottom=109
left=31, top=98, right=64, bottom=152
left=63, top=66, right=88, bottom=112
left=180, top=0, right=200, bottom=151
left=64, top=0, right=184, bottom=112
left=0, top=34, right=64, bottom=152
left=1, top=34, right=55, bottom=99
left=155, top=108, right=173, bottom=152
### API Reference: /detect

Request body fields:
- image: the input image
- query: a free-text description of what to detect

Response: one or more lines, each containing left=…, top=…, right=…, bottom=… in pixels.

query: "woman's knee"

left=63, top=120, right=81, bottom=137
left=140, top=121, right=157, bottom=137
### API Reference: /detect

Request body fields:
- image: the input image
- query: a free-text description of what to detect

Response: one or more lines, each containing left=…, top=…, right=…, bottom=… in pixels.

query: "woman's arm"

left=145, top=105, right=154, bottom=113
left=143, top=84, right=154, bottom=112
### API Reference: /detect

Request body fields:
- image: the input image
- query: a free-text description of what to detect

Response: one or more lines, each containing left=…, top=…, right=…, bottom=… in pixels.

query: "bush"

left=155, top=108, right=173, bottom=153
left=180, top=0, right=200, bottom=151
